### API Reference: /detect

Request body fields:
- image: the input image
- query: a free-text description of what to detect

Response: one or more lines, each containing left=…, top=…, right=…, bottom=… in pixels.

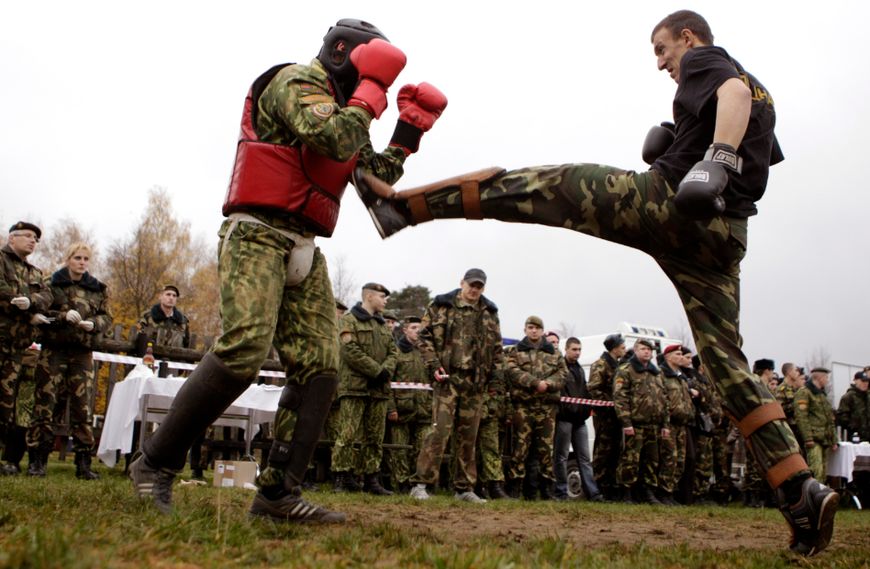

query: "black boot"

left=488, top=480, right=510, bottom=500
left=27, top=448, right=46, bottom=477
left=619, top=486, right=636, bottom=504
left=364, top=473, right=393, bottom=496
left=75, top=451, right=99, bottom=480
left=539, top=481, right=555, bottom=501
left=332, top=471, right=361, bottom=493
left=641, top=485, right=663, bottom=505
left=657, top=489, right=678, bottom=506
left=505, top=478, right=522, bottom=499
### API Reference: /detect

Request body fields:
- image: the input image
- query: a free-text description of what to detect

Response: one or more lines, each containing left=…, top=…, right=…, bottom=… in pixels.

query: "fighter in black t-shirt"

left=355, top=10, right=838, bottom=556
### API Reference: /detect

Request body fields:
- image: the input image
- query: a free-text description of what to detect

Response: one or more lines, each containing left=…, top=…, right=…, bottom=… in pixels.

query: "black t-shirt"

left=652, top=46, right=784, bottom=218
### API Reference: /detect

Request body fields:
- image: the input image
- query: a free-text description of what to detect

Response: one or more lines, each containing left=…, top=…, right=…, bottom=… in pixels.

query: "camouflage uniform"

left=476, top=377, right=510, bottom=486
left=613, top=356, right=669, bottom=490
left=659, top=364, right=695, bottom=496
left=385, top=333, right=428, bottom=489
left=0, top=244, right=49, bottom=458
left=587, top=351, right=622, bottom=497
left=331, top=304, right=398, bottom=477
left=506, top=337, right=566, bottom=486
left=136, top=304, right=190, bottom=348
left=685, top=366, right=723, bottom=501
left=27, top=267, right=112, bottom=454
left=388, top=46, right=806, bottom=490
left=836, top=385, right=870, bottom=442
left=412, top=290, right=504, bottom=492
left=794, top=382, right=837, bottom=480
left=775, top=382, right=804, bottom=449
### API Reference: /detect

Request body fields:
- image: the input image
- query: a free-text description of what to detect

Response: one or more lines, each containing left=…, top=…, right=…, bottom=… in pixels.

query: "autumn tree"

left=388, top=285, right=432, bottom=320
left=29, top=217, right=102, bottom=276
left=104, top=186, right=218, bottom=339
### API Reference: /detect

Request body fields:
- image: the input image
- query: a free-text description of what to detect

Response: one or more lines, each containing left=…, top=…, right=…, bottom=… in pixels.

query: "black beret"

left=162, top=284, right=180, bottom=297
left=604, top=333, right=625, bottom=351
left=362, top=282, right=390, bottom=296
left=634, top=338, right=655, bottom=350
left=335, top=300, right=348, bottom=311
left=753, top=358, right=775, bottom=372
left=9, top=221, right=41, bottom=239
left=404, top=316, right=422, bottom=325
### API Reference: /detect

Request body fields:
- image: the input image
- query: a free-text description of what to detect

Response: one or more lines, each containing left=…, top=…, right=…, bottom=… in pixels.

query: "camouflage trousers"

left=1, top=346, right=25, bottom=443
left=592, top=410, right=623, bottom=491
left=386, top=421, right=431, bottom=488
left=27, top=348, right=94, bottom=451
left=659, top=424, right=688, bottom=493
left=617, top=424, right=661, bottom=488
left=420, top=165, right=803, bottom=485
left=413, top=381, right=484, bottom=491
left=508, top=402, right=557, bottom=482
left=331, top=396, right=387, bottom=475
left=806, top=444, right=831, bottom=481
left=476, top=415, right=505, bottom=483
left=210, top=220, right=339, bottom=489
left=693, top=430, right=714, bottom=498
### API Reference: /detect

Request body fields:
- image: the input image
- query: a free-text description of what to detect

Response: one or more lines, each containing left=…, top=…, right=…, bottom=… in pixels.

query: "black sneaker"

left=249, top=489, right=346, bottom=524
left=777, top=477, right=839, bottom=556
left=129, top=453, right=177, bottom=515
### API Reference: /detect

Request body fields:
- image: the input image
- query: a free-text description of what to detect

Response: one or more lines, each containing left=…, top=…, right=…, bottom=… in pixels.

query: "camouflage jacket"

left=684, top=366, right=723, bottom=432
left=774, top=382, right=800, bottom=427
left=40, top=268, right=112, bottom=350
left=613, top=355, right=670, bottom=428
left=137, top=304, right=190, bottom=348
left=248, top=58, right=408, bottom=234
left=836, top=386, right=870, bottom=442
left=794, top=381, right=837, bottom=447
left=0, top=244, right=51, bottom=349
left=338, top=303, right=398, bottom=399
left=587, top=351, right=618, bottom=401
left=417, top=289, right=504, bottom=393
left=507, top=337, right=566, bottom=406
left=662, top=365, right=695, bottom=426
left=388, top=334, right=430, bottom=423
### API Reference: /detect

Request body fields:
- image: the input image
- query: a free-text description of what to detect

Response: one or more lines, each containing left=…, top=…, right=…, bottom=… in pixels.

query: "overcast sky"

left=2, top=1, right=868, bottom=391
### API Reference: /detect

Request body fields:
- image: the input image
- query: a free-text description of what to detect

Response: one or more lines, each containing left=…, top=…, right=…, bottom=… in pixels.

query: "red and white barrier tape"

left=389, top=382, right=433, bottom=390
left=559, top=396, right=614, bottom=407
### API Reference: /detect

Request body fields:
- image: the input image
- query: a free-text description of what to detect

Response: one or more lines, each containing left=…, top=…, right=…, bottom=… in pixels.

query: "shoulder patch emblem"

left=311, top=102, right=334, bottom=120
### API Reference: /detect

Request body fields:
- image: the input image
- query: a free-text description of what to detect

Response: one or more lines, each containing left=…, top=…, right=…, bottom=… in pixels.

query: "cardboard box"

left=213, top=460, right=258, bottom=489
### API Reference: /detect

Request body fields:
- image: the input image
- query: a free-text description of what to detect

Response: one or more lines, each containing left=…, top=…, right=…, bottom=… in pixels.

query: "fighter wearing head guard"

left=129, top=18, right=447, bottom=523
left=354, top=10, right=837, bottom=556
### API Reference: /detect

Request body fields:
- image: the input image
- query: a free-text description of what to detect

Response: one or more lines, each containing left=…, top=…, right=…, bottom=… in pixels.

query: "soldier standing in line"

left=682, top=349, right=723, bottom=504
left=658, top=344, right=695, bottom=505
left=409, top=268, right=503, bottom=503
left=474, top=348, right=511, bottom=500
left=587, top=333, right=626, bottom=501
left=27, top=242, right=112, bottom=480
left=385, top=316, right=427, bottom=493
left=331, top=283, right=397, bottom=495
left=505, top=316, right=567, bottom=500
left=836, top=371, right=869, bottom=443
left=794, top=368, right=838, bottom=481
left=776, top=363, right=805, bottom=450
left=0, top=222, right=51, bottom=476
left=136, top=284, right=190, bottom=349
left=613, top=339, right=670, bottom=504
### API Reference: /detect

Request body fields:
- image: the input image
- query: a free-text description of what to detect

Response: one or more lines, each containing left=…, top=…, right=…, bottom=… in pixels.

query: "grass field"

left=1, top=460, right=868, bottom=568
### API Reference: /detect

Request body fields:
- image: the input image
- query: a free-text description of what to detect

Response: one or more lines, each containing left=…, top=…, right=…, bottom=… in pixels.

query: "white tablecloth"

left=97, top=365, right=282, bottom=467
left=826, top=441, right=870, bottom=482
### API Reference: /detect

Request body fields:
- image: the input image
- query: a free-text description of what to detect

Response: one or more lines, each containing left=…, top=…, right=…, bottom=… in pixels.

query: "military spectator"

left=776, top=363, right=805, bottom=449
left=27, top=242, right=112, bottom=480
left=505, top=316, right=567, bottom=500
left=794, top=368, right=838, bottom=480
left=554, top=337, right=602, bottom=501
left=658, top=344, right=695, bottom=505
left=410, top=268, right=504, bottom=503
left=383, top=309, right=402, bottom=341
left=335, top=300, right=348, bottom=320
left=136, top=284, right=190, bottom=349
left=587, top=333, right=626, bottom=501
left=613, top=339, right=670, bottom=504
left=385, top=316, right=428, bottom=493
left=836, top=371, right=869, bottom=442
left=331, top=283, right=397, bottom=495
left=681, top=348, right=722, bottom=504
left=545, top=331, right=560, bottom=351
left=475, top=341, right=511, bottom=500
left=1, top=222, right=51, bottom=476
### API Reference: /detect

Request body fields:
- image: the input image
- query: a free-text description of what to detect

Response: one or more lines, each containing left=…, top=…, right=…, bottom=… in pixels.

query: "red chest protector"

left=223, top=66, right=356, bottom=237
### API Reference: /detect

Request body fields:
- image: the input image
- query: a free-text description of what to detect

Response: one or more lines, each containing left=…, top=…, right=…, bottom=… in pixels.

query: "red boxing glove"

left=347, top=39, right=406, bottom=119
left=396, top=83, right=448, bottom=132
left=390, top=82, right=448, bottom=154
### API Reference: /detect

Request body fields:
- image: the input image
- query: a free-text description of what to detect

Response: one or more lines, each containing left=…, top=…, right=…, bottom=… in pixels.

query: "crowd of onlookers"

left=4, top=223, right=868, bottom=511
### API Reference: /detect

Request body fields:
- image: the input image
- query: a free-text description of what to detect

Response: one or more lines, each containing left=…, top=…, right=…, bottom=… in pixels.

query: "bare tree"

left=805, top=345, right=832, bottom=372
left=557, top=321, right=577, bottom=339
left=328, top=254, right=358, bottom=308
left=29, top=217, right=102, bottom=275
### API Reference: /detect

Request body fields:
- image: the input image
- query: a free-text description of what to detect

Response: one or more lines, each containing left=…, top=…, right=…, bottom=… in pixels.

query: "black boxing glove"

left=642, top=122, right=675, bottom=165
left=675, top=143, right=742, bottom=219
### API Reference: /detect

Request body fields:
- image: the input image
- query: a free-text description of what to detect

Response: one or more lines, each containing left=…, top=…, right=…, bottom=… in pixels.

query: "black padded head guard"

left=317, top=19, right=388, bottom=104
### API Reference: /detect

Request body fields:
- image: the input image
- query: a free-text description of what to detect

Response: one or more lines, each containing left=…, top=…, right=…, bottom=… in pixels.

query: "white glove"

left=78, top=320, right=95, bottom=332
left=65, top=309, right=83, bottom=324
left=30, top=313, right=50, bottom=325
left=11, top=296, right=30, bottom=311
